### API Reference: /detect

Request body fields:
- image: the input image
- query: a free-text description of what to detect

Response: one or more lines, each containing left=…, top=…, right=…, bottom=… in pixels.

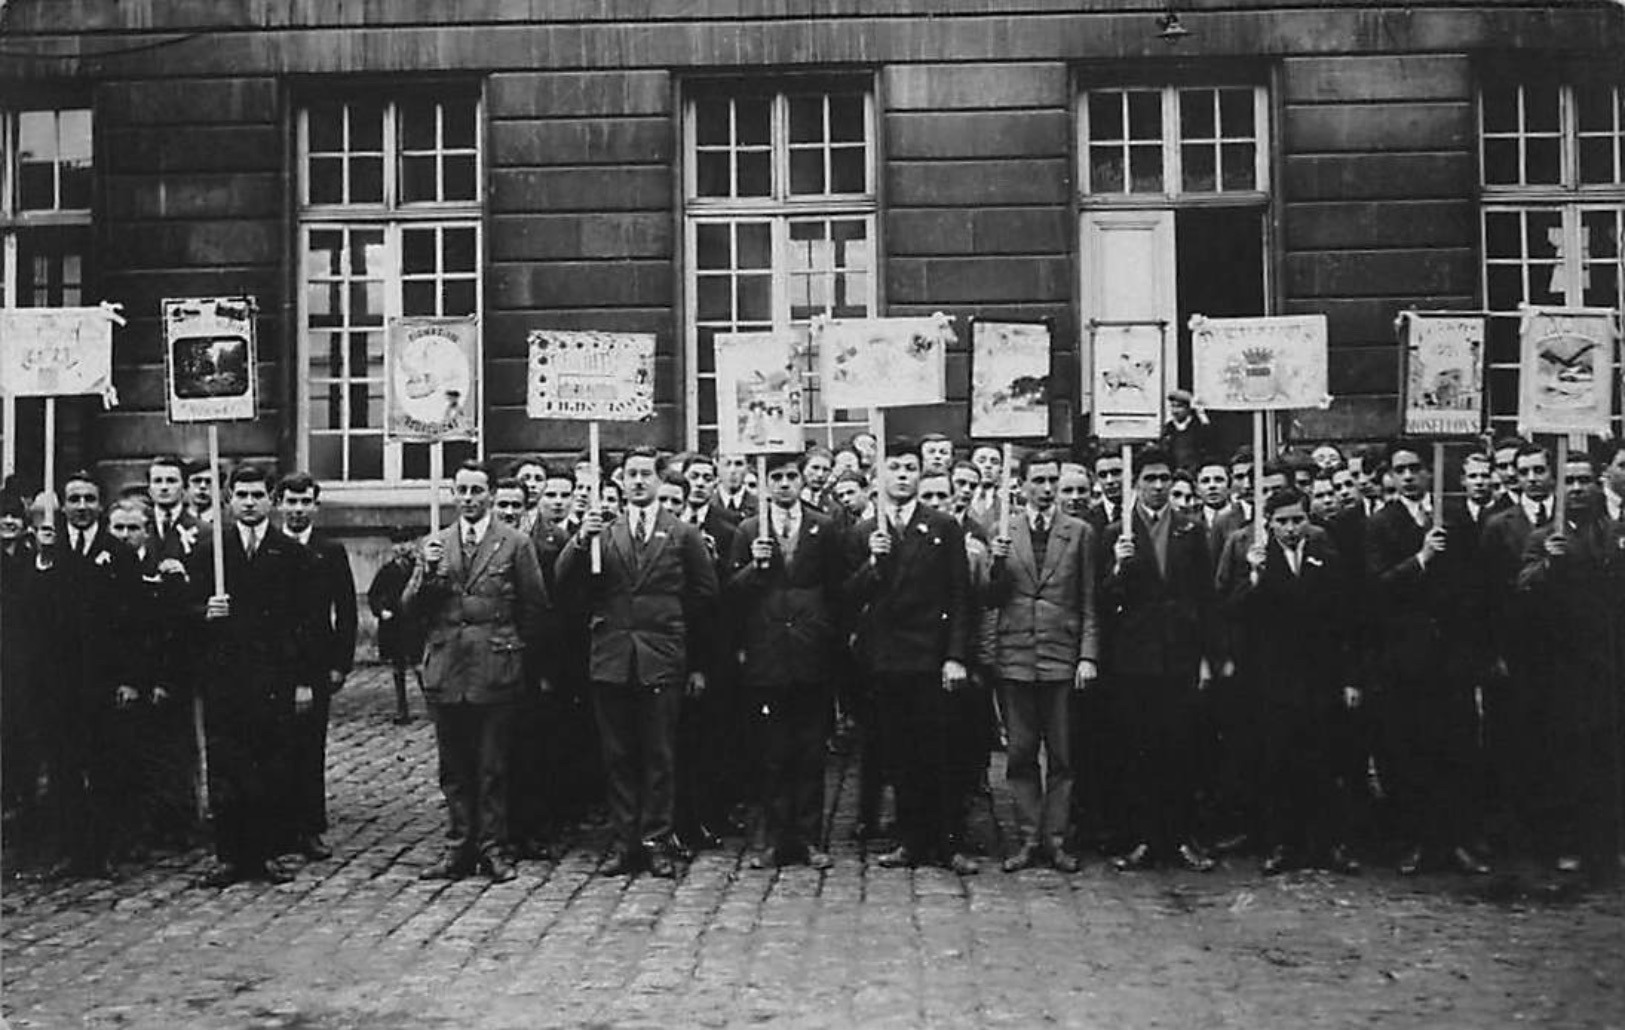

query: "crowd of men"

left=2, top=408, right=1621, bottom=888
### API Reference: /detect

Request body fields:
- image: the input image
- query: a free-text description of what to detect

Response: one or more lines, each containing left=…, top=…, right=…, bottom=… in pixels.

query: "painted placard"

left=1090, top=322, right=1165, bottom=440
left=1516, top=305, right=1618, bottom=436
left=814, top=313, right=953, bottom=411
left=716, top=331, right=806, bottom=454
left=1189, top=314, right=1330, bottom=412
left=527, top=329, right=656, bottom=422
left=384, top=315, right=480, bottom=443
left=0, top=306, right=116, bottom=401
left=970, top=319, right=1050, bottom=439
left=1400, top=311, right=1484, bottom=437
left=163, top=296, right=258, bottom=423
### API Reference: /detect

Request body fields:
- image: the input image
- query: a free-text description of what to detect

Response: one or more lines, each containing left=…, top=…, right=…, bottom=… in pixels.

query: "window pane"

left=1583, top=209, right=1621, bottom=260
left=443, top=100, right=476, bottom=149
left=1180, top=91, right=1215, bottom=139
left=1484, top=211, right=1521, bottom=258
left=790, top=149, right=824, bottom=194
left=1482, top=87, right=1519, bottom=135
left=1576, top=85, right=1617, bottom=133
left=310, top=434, right=343, bottom=479
left=401, top=99, right=437, bottom=150
left=17, top=163, right=54, bottom=210
left=1482, top=138, right=1519, bottom=186
left=1220, top=143, right=1255, bottom=190
left=696, top=152, right=730, bottom=197
left=349, top=100, right=385, bottom=150
left=1127, top=92, right=1161, bottom=140
left=443, top=155, right=477, bottom=201
left=17, top=111, right=56, bottom=162
left=59, top=109, right=92, bottom=161
left=1524, top=84, right=1559, bottom=133
left=1129, top=144, right=1162, bottom=192
left=736, top=98, right=770, bottom=146
left=403, top=280, right=436, bottom=316
left=696, top=276, right=731, bottom=321
left=1219, top=89, right=1254, bottom=137
left=737, top=275, right=771, bottom=321
left=737, top=151, right=771, bottom=196
left=349, top=384, right=378, bottom=428
left=1579, top=137, right=1616, bottom=185
left=695, top=100, right=730, bottom=146
left=352, top=230, right=385, bottom=274
left=698, top=376, right=717, bottom=425
left=444, top=227, right=476, bottom=273
left=1525, top=137, right=1560, bottom=185
left=696, top=224, right=730, bottom=270
left=350, top=434, right=384, bottom=481
left=830, top=148, right=866, bottom=194
left=402, top=442, right=430, bottom=481
left=314, top=384, right=343, bottom=429
left=1486, top=263, right=1526, bottom=309
left=737, top=222, right=771, bottom=269
left=351, top=281, right=385, bottom=325
left=349, top=332, right=379, bottom=379
left=1526, top=209, right=1561, bottom=259
left=1088, top=93, right=1123, bottom=141
left=401, top=155, right=437, bottom=203
left=1090, top=147, right=1124, bottom=192
left=789, top=96, right=823, bottom=144
left=830, top=95, right=865, bottom=143
left=1182, top=145, right=1216, bottom=192
left=59, top=164, right=92, bottom=209
left=350, top=156, right=384, bottom=202
left=1527, top=262, right=1562, bottom=305
left=1583, top=261, right=1618, bottom=309
left=309, top=157, right=344, bottom=204
left=403, top=227, right=437, bottom=274
left=443, top=279, right=476, bottom=316
left=308, top=283, right=342, bottom=327
left=308, top=333, right=339, bottom=377
left=836, top=271, right=869, bottom=318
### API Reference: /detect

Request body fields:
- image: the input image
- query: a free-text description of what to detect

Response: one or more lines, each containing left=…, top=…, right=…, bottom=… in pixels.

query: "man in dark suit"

left=1100, top=446, right=1218, bottom=872
left=985, top=449, right=1099, bottom=873
left=714, top=450, right=759, bottom=521
left=33, top=472, right=142, bottom=877
left=1084, top=450, right=1125, bottom=535
left=1223, top=488, right=1360, bottom=875
left=1195, top=460, right=1247, bottom=568
left=406, top=460, right=552, bottom=883
left=187, top=464, right=309, bottom=885
left=1364, top=441, right=1490, bottom=875
left=275, top=472, right=357, bottom=862
left=558, top=446, right=719, bottom=878
left=727, top=451, right=846, bottom=870
left=845, top=440, right=974, bottom=873
left=147, top=455, right=200, bottom=561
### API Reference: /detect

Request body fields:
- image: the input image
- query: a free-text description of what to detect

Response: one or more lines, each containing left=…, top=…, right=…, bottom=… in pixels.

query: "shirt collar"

left=1606, top=487, right=1624, bottom=520
left=1521, top=495, right=1549, bottom=522
left=74, top=523, right=99, bottom=549
left=238, top=521, right=260, bottom=547
left=889, top=500, right=917, bottom=526
left=1400, top=494, right=1430, bottom=522
left=290, top=526, right=313, bottom=547
left=459, top=513, right=492, bottom=543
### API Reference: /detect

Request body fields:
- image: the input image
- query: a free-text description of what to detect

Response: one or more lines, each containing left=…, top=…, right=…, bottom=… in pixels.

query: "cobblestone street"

left=3, top=667, right=1622, bottom=1030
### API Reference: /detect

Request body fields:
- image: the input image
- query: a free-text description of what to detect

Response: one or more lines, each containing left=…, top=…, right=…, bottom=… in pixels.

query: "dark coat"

left=1517, top=508, right=1625, bottom=725
left=726, top=508, right=847, bottom=689
left=1480, top=501, right=1550, bottom=662
left=556, top=506, right=719, bottom=688
left=184, top=523, right=308, bottom=708
left=1362, top=498, right=1483, bottom=685
left=1100, top=505, right=1216, bottom=680
left=35, top=525, right=142, bottom=719
left=844, top=503, right=971, bottom=675
left=985, top=509, right=1100, bottom=682
left=289, top=531, right=358, bottom=683
left=1222, top=533, right=1350, bottom=710
left=366, top=555, right=423, bottom=665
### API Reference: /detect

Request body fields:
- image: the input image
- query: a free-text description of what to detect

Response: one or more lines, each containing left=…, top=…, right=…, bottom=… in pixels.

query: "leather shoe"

left=647, top=851, right=678, bottom=879
left=200, top=863, right=245, bottom=888
left=598, top=850, right=640, bottom=877
left=807, top=849, right=833, bottom=871
left=746, top=849, right=775, bottom=870
left=1175, top=843, right=1216, bottom=873
left=299, top=836, right=332, bottom=861
left=1396, top=846, right=1424, bottom=876
left=484, top=853, right=518, bottom=883
left=949, top=852, right=980, bottom=876
left=1325, top=845, right=1361, bottom=875
left=1111, top=843, right=1154, bottom=872
left=255, top=861, right=295, bottom=885
left=1050, top=849, right=1082, bottom=874
left=420, top=856, right=474, bottom=880
left=687, top=826, right=723, bottom=852
left=1002, top=843, right=1043, bottom=873
left=875, top=846, right=913, bottom=869
left=1260, top=847, right=1290, bottom=876
left=1449, top=845, right=1490, bottom=876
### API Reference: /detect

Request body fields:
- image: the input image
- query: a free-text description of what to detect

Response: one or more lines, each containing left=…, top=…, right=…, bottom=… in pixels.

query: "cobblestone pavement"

left=3, top=667, right=1623, bottom=1030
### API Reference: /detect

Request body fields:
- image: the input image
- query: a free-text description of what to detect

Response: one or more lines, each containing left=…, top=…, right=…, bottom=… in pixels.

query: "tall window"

left=1481, top=77, right=1625, bottom=438
left=1077, top=81, right=1270, bottom=452
left=1, top=106, right=93, bottom=479
left=297, top=91, right=482, bottom=485
left=682, top=79, right=877, bottom=451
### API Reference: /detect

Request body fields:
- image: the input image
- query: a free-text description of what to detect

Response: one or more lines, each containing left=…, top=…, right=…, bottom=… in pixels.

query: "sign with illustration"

left=1189, top=314, right=1330, bottom=412
left=1516, top=304, right=1618, bottom=436
left=1089, top=321, right=1166, bottom=440
left=1398, top=311, right=1484, bottom=437
left=384, top=315, right=480, bottom=442
left=813, top=313, right=953, bottom=410
left=969, top=319, right=1050, bottom=439
left=0, top=304, right=121, bottom=403
left=715, top=331, right=806, bottom=454
left=527, top=328, right=656, bottom=422
left=163, top=297, right=258, bottom=423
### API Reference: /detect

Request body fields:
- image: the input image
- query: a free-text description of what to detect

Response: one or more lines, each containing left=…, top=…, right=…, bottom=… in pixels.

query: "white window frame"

left=295, top=94, right=484, bottom=497
left=1078, top=85, right=1270, bottom=205
left=681, top=82, right=879, bottom=451
left=1479, top=79, right=1625, bottom=439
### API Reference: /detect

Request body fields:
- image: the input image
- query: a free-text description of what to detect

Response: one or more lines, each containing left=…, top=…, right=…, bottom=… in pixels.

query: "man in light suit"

left=557, top=446, right=719, bottom=878
left=985, top=449, right=1099, bottom=873
left=406, top=460, right=551, bottom=883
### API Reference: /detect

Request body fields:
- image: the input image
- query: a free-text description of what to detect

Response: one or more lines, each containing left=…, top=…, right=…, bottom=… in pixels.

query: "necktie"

left=244, top=528, right=257, bottom=558
left=1031, top=513, right=1049, bottom=568
left=636, top=508, right=649, bottom=544
left=75, top=530, right=87, bottom=556
left=464, top=525, right=478, bottom=553
left=1287, top=546, right=1300, bottom=576
left=1537, top=501, right=1550, bottom=526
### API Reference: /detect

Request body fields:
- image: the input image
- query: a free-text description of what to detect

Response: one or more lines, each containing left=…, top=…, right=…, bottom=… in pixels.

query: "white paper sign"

left=527, top=329, right=656, bottom=422
left=1400, top=311, right=1484, bottom=437
left=1517, top=305, right=1617, bottom=437
left=716, top=331, right=806, bottom=454
left=814, top=314, right=953, bottom=411
left=970, top=320, right=1050, bottom=439
left=164, top=297, right=258, bottom=423
left=1090, top=322, right=1165, bottom=440
left=1189, top=314, right=1330, bottom=412
left=0, top=306, right=117, bottom=402
left=385, top=316, right=480, bottom=442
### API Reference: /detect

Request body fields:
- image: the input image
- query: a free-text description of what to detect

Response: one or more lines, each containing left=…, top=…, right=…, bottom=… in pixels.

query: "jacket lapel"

left=466, top=526, right=501, bottom=586
left=1038, top=517, right=1071, bottom=585
left=610, top=516, right=638, bottom=580
left=1011, top=515, right=1037, bottom=582
left=633, top=510, right=674, bottom=589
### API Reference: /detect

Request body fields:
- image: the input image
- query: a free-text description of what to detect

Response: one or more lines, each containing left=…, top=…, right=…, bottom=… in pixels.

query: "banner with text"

left=163, top=296, right=258, bottom=423
left=813, top=313, right=953, bottom=411
left=716, top=331, right=806, bottom=454
left=527, top=329, right=656, bottom=422
left=384, top=315, right=480, bottom=443
left=1400, top=311, right=1485, bottom=437
left=0, top=306, right=118, bottom=403
left=970, top=319, right=1050, bottom=439
left=1516, top=305, right=1618, bottom=437
left=1189, top=314, right=1330, bottom=412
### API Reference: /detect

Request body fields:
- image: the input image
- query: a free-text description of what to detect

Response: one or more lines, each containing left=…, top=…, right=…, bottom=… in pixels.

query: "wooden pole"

left=1555, top=434, right=1571, bottom=530
left=1251, top=410, right=1266, bottom=543
left=756, top=454, right=770, bottom=543
left=1120, top=442, right=1134, bottom=536
left=871, top=409, right=887, bottom=533
left=197, top=423, right=226, bottom=822
left=999, top=442, right=1014, bottom=539
left=2, top=393, right=14, bottom=481
left=428, top=440, right=443, bottom=536
left=588, top=421, right=603, bottom=573
left=42, top=397, right=56, bottom=517
left=1431, top=444, right=1447, bottom=531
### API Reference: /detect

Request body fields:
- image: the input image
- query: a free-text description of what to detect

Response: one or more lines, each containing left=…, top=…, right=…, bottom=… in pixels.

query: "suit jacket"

left=726, top=508, right=847, bottom=689
left=127, top=545, right=189, bottom=697
left=844, top=503, right=971, bottom=675
left=152, top=505, right=201, bottom=562
left=1517, top=507, right=1625, bottom=722
left=366, top=555, right=423, bottom=664
left=716, top=489, right=758, bottom=522
left=35, top=524, right=142, bottom=717
left=185, top=522, right=308, bottom=705
left=986, top=509, right=1100, bottom=683
left=556, top=506, right=719, bottom=688
left=1100, top=506, right=1216, bottom=680
left=409, top=520, right=551, bottom=705
left=1363, top=497, right=1482, bottom=684
left=1480, top=501, right=1551, bottom=660
left=288, top=530, right=358, bottom=683
left=1198, top=502, right=1248, bottom=569
left=1222, top=533, right=1349, bottom=710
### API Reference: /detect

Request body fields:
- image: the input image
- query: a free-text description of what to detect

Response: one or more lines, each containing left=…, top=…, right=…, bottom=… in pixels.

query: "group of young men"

left=2, top=425, right=1620, bottom=887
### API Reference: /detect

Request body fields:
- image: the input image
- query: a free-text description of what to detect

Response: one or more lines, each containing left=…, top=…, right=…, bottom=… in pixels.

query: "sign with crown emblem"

left=384, top=315, right=480, bottom=442
left=1188, top=314, right=1330, bottom=412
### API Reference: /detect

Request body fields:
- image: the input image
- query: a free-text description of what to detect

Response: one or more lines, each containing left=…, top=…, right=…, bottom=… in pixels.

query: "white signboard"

left=163, top=297, right=258, bottom=423
left=1400, top=311, right=1484, bottom=437
left=1189, top=314, right=1330, bottom=412
left=1090, top=322, right=1166, bottom=440
left=814, top=314, right=953, bottom=411
left=384, top=315, right=480, bottom=443
left=970, top=319, right=1050, bottom=439
left=716, top=331, right=805, bottom=454
left=527, top=329, right=656, bottom=422
left=0, top=306, right=118, bottom=401
left=1517, top=305, right=1617, bottom=437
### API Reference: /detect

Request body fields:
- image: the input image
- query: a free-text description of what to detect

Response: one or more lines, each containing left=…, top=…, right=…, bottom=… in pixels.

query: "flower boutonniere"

left=94, top=550, right=113, bottom=567
left=916, top=523, right=930, bottom=536
left=1306, top=555, right=1324, bottom=568
left=654, top=530, right=669, bottom=540
left=808, top=524, right=819, bottom=536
